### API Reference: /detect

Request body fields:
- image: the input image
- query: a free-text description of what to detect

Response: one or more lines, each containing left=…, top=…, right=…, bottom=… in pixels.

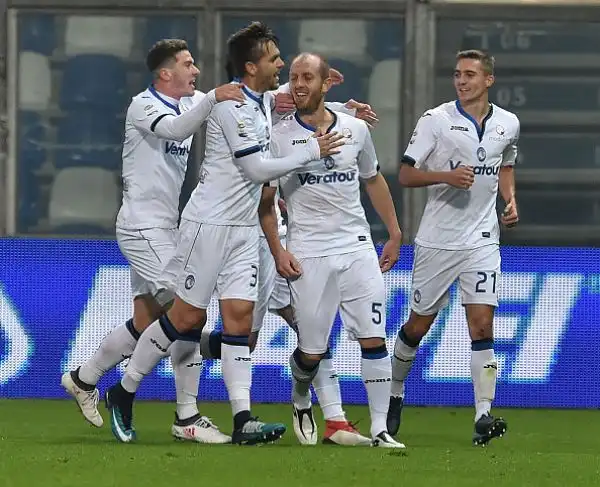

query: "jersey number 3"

left=250, top=265, right=258, bottom=288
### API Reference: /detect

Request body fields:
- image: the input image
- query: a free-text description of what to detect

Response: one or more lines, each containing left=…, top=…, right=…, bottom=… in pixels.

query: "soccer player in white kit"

left=387, top=50, right=520, bottom=446
left=268, top=53, right=405, bottom=448
left=104, top=23, right=345, bottom=445
left=196, top=60, right=379, bottom=447
left=60, top=39, right=244, bottom=444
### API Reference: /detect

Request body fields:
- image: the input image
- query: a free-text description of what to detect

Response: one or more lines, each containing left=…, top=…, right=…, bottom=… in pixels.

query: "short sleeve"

left=402, top=111, right=437, bottom=169
left=357, top=125, right=379, bottom=179
left=216, top=102, right=264, bottom=159
left=128, top=97, right=175, bottom=135
left=501, top=118, right=520, bottom=167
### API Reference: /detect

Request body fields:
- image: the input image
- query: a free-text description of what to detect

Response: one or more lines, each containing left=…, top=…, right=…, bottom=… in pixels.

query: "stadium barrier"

left=0, top=238, right=598, bottom=408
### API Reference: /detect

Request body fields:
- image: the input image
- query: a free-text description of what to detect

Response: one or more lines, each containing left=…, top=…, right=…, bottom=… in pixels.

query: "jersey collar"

left=148, top=85, right=180, bottom=115
left=294, top=108, right=338, bottom=134
left=232, top=77, right=265, bottom=106
left=455, top=100, right=493, bottom=143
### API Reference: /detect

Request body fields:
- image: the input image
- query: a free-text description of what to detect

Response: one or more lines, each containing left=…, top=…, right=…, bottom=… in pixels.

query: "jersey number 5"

left=372, top=302, right=383, bottom=324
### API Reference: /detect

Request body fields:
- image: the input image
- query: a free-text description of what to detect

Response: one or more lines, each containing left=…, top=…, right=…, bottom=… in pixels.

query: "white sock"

left=121, top=318, right=173, bottom=393
left=361, top=348, right=392, bottom=438
left=199, top=328, right=221, bottom=360
left=170, top=341, right=202, bottom=420
left=221, top=337, right=251, bottom=416
left=78, top=319, right=138, bottom=386
left=471, top=340, right=497, bottom=422
left=391, top=327, right=418, bottom=398
left=312, top=356, right=345, bottom=421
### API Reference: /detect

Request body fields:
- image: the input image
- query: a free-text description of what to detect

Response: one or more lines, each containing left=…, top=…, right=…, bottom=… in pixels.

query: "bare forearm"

left=499, top=166, right=516, bottom=203
left=259, top=190, right=285, bottom=256
left=365, top=174, right=402, bottom=239
left=399, top=164, right=448, bottom=188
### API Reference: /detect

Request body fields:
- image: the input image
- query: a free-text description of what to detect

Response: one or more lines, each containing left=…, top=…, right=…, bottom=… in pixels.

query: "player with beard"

left=104, top=24, right=345, bottom=445
left=267, top=52, right=405, bottom=448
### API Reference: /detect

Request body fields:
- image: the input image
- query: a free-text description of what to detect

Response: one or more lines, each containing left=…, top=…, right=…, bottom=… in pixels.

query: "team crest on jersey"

left=477, top=147, right=487, bottom=162
left=323, top=156, right=335, bottom=170
left=342, top=128, right=352, bottom=139
left=413, top=289, right=421, bottom=304
left=489, top=124, right=506, bottom=142
left=185, top=275, right=195, bottom=290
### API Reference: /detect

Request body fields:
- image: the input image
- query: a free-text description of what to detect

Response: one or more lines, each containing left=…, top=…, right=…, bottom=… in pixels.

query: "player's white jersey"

left=116, top=87, right=204, bottom=230
left=273, top=110, right=379, bottom=259
left=404, top=101, right=520, bottom=250
left=182, top=85, right=273, bottom=226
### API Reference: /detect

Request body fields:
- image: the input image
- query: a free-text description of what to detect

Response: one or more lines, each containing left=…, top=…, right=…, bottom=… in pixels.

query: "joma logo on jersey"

left=292, top=138, right=308, bottom=145
left=165, top=142, right=190, bottom=156
left=298, top=170, right=357, bottom=186
left=449, top=160, right=499, bottom=176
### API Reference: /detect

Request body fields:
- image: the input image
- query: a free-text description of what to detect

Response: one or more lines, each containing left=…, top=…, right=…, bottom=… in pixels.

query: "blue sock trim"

left=125, top=318, right=140, bottom=341
left=471, top=338, right=494, bottom=351
left=293, top=348, right=318, bottom=372
left=221, top=334, right=249, bottom=346
left=399, top=326, right=419, bottom=348
left=322, top=348, right=332, bottom=360
left=209, top=331, right=222, bottom=359
left=361, top=344, right=388, bottom=360
left=179, top=328, right=201, bottom=343
left=158, top=314, right=179, bottom=342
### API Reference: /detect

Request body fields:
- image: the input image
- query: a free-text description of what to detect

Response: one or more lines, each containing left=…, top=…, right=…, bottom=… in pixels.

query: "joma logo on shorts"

left=298, top=170, right=357, bottom=186
left=449, top=160, right=499, bottom=176
left=165, top=141, right=190, bottom=156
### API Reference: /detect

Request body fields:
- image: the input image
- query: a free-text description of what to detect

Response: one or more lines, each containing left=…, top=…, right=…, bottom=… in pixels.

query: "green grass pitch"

left=1, top=400, right=599, bottom=487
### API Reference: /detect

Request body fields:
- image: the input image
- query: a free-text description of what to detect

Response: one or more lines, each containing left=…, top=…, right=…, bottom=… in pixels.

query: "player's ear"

left=245, top=61, right=258, bottom=78
left=486, top=74, right=495, bottom=89
left=158, top=67, right=171, bottom=82
left=322, top=76, right=333, bottom=95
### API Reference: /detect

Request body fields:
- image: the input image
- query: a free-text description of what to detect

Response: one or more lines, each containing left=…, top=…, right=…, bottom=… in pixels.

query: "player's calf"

left=289, top=348, right=321, bottom=410
left=359, top=341, right=400, bottom=444
left=388, top=312, right=434, bottom=436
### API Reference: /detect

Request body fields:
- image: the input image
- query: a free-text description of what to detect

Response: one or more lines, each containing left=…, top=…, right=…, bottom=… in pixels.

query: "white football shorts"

left=410, top=243, right=501, bottom=315
left=289, top=248, right=386, bottom=355
left=116, top=227, right=177, bottom=306
left=159, top=220, right=259, bottom=309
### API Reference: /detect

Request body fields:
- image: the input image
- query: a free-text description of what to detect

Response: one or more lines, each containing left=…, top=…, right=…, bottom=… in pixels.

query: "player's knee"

left=132, top=295, right=162, bottom=332
left=403, top=311, right=436, bottom=343
left=168, top=296, right=207, bottom=333
left=220, top=299, right=254, bottom=335
left=290, top=348, right=321, bottom=383
left=358, top=337, right=386, bottom=349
